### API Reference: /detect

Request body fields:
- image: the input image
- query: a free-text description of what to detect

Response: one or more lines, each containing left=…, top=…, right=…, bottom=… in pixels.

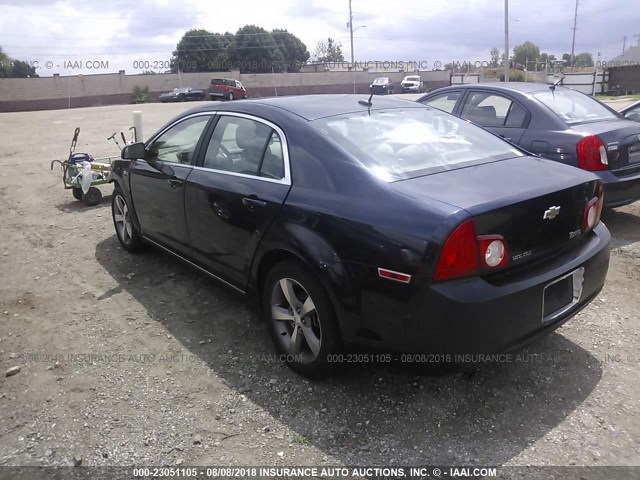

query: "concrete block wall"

left=0, top=70, right=451, bottom=112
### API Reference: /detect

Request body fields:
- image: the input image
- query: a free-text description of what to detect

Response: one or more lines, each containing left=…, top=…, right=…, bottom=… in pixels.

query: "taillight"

left=577, top=135, right=608, bottom=171
left=433, top=220, right=479, bottom=281
left=583, top=181, right=604, bottom=232
left=434, top=219, right=512, bottom=281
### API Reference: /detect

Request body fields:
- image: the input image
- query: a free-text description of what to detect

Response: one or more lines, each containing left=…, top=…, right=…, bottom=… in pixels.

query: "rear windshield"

left=210, top=78, right=230, bottom=85
left=373, top=78, right=389, bottom=85
left=311, top=108, right=523, bottom=181
left=532, top=89, right=618, bottom=125
left=404, top=76, right=421, bottom=82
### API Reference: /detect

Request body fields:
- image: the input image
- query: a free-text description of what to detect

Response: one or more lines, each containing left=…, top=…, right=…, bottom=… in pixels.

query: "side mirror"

left=121, top=142, right=146, bottom=160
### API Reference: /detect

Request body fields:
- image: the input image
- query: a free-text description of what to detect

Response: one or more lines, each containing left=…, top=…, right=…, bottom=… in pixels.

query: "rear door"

left=458, top=90, right=530, bottom=144
left=129, top=114, right=212, bottom=253
left=184, top=113, right=291, bottom=288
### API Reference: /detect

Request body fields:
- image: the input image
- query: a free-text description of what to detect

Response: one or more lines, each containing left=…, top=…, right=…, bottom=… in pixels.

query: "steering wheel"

left=218, top=144, right=230, bottom=158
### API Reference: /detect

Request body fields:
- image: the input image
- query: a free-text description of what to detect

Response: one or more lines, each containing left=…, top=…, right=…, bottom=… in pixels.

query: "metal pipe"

left=133, top=111, right=143, bottom=143
left=504, top=0, right=509, bottom=82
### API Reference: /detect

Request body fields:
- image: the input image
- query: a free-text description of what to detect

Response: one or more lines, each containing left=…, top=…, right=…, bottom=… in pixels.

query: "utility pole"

left=622, top=36, right=627, bottom=53
left=635, top=33, right=640, bottom=47
left=570, top=0, right=578, bottom=67
left=504, top=0, right=509, bottom=82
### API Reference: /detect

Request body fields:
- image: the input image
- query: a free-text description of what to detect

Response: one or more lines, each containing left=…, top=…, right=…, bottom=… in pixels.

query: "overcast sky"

left=0, top=0, right=637, bottom=76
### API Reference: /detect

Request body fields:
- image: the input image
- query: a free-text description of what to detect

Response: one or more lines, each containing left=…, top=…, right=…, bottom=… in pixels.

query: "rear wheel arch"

left=252, top=244, right=351, bottom=333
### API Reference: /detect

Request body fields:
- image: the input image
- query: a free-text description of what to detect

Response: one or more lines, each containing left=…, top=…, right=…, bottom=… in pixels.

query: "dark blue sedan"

left=108, top=95, right=610, bottom=377
left=418, top=83, right=640, bottom=208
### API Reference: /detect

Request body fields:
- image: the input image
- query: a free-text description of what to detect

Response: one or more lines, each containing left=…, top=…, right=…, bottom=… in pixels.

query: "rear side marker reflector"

left=378, top=268, right=412, bottom=284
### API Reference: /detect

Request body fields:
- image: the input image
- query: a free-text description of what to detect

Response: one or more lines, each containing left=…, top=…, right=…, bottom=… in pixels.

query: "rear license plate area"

left=628, top=147, right=640, bottom=164
left=542, top=267, right=585, bottom=323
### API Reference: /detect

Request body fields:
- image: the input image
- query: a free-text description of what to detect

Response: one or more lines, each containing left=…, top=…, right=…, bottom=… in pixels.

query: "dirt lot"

left=0, top=99, right=639, bottom=477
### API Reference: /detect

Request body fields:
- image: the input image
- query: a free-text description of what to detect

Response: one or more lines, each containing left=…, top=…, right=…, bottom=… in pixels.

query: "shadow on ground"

left=55, top=193, right=112, bottom=213
left=95, top=236, right=602, bottom=465
left=601, top=208, right=640, bottom=249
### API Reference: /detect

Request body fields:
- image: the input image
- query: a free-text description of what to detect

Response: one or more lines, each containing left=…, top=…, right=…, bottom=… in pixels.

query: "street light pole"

left=349, top=0, right=354, bottom=68
left=504, top=0, right=509, bottom=82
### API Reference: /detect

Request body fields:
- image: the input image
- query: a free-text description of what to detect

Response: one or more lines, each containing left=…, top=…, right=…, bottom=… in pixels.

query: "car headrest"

left=235, top=122, right=259, bottom=150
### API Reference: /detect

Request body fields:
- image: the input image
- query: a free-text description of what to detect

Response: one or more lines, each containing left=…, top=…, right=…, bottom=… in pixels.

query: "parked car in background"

left=369, top=77, right=394, bottom=95
left=159, top=87, right=205, bottom=102
left=418, top=83, right=640, bottom=208
left=108, top=94, right=610, bottom=377
left=401, top=75, right=424, bottom=93
left=619, top=100, right=640, bottom=122
left=209, top=78, right=247, bottom=101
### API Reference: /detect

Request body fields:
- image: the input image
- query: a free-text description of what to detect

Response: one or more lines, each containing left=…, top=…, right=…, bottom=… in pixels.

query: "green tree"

left=512, top=41, right=541, bottom=67
left=271, top=29, right=309, bottom=72
left=574, top=52, right=594, bottom=67
left=10, top=60, right=37, bottom=77
left=489, top=47, right=501, bottom=68
left=562, top=53, right=572, bottom=64
left=230, top=25, right=285, bottom=73
left=312, top=38, right=344, bottom=63
left=0, top=46, right=38, bottom=77
left=171, top=29, right=233, bottom=73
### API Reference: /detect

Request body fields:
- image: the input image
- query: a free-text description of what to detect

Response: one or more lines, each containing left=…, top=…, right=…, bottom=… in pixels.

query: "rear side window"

left=461, top=92, right=528, bottom=128
left=202, top=116, right=285, bottom=179
left=311, top=108, right=523, bottom=182
left=421, top=91, right=461, bottom=113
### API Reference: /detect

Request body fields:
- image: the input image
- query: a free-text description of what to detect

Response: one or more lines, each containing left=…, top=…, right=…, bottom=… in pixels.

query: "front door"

left=129, top=114, right=212, bottom=254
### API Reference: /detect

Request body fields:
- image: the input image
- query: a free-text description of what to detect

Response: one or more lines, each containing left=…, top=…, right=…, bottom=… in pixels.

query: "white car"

left=401, top=75, right=424, bottom=93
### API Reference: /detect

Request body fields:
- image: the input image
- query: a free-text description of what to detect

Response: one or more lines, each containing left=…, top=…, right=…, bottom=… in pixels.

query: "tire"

left=72, top=187, right=83, bottom=201
left=83, top=186, right=102, bottom=206
left=112, top=186, right=144, bottom=252
left=262, top=260, right=341, bottom=378
left=228, top=91, right=234, bottom=101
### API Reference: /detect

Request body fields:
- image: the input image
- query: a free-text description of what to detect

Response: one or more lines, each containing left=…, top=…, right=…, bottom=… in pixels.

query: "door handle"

left=168, top=178, right=183, bottom=188
left=242, top=196, right=267, bottom=211
left=499, top=134, right=513, bottom=142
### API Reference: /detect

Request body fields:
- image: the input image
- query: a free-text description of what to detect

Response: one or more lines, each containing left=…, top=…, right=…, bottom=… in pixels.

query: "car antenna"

left=549, top=76, right=565, bottom=90
left=358, top=92, right=374, bottom=108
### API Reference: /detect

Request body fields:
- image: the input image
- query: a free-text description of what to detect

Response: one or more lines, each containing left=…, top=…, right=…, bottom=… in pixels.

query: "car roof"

left=188, top=94, right=424, bottom=121
left=439, top=81, right=568, bottom=95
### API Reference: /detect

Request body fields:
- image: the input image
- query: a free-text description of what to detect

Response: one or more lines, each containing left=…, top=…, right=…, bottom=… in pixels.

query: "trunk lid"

left=390, top=156, right=600, bottom=269
left=572, top=119, right=640, bottom=173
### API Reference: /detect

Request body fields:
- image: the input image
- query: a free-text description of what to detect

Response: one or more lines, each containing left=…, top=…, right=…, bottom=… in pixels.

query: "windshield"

left=533, top=89, right=618, bottom=125
left=311, top=108, right=523, bottom=182
left=404, top=76, right=420, bottom=82
left=373, top=77, right=389, bottom=85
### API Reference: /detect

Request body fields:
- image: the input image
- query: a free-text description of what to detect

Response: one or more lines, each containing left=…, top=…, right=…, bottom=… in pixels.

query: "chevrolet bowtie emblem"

left=543, top=206, right=561, bottom=220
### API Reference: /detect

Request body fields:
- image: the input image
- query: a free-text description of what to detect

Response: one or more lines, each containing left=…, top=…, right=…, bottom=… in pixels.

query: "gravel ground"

left=0, top=100, right=639, bottom=478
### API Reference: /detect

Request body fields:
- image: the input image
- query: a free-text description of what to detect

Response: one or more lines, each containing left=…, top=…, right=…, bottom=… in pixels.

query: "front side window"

left=202, top=116, right=285, bottom=179
left=421, top=91, right=461, bottom=113
left=147, top=115, right=210, bottom=164
left=311, top=108, right=523, bottom=182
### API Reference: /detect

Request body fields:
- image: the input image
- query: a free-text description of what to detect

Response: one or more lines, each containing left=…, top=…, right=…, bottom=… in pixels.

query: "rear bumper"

left=351, top=223, right=611, bottom=355
left=370, top=86, right=391, bottom=94
left=597, top=169, right=640, bottom=207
